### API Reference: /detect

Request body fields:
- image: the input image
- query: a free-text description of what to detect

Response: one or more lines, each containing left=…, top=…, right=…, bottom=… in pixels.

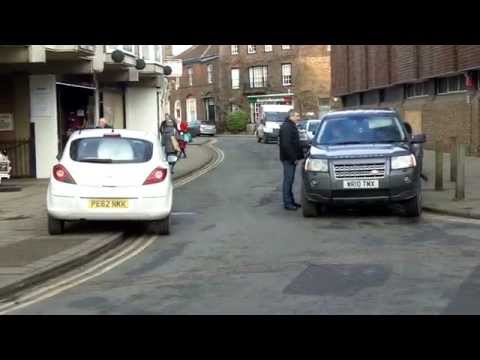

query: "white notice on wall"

left=0, top=113, right=14, bottom=131
left=30, top=75, right=56, bottom=119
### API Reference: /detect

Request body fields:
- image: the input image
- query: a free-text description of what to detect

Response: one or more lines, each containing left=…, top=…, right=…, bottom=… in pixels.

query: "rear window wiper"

left=77, top=158, right=113, bottom=163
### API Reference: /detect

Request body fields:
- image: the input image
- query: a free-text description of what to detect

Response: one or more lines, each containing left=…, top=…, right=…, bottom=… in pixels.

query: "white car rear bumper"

left=47, top=184, right=173, bottom=221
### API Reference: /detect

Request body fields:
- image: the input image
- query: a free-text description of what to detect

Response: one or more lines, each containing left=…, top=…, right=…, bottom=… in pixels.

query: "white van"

left=255, top=104, right=293, bottom=143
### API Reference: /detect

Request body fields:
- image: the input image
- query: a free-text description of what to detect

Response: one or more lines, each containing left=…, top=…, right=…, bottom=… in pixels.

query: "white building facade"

left=0, top=45, right=173, bottom=179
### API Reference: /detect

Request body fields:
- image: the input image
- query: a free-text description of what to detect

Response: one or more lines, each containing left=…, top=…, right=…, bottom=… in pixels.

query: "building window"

left=207, top=64, right=213, bottom=84
left=174, top=100, right=182, bottom=121
left=247, top=45, right=257, bottom=54
left=326, top=45, right=331, bottom=52
left=141, top=45, right=152, bottom=61
left=186, top=97, right=197, bottom=123
left=282, top=63, right=292, bottom=87
left=154, top=45, right=162, bottom=63
left=231, top=104, right=240, bottom=113
left=281, top=45, right=291, bottom=50
left=122, top=45, right=134, bottom=54
left=175, top=77, right=180, bottom=90
left=249, top=65, right=268, bottom=88
left=379, top=89, right=385, bottom=103
left=264, top=45, right=273, bottom=52
left=231, top=45, right=239, bottom=55
left=406, top=82, right=428, bottom=98
left=134, top=46, right=140, bottom=57
left=231, top=68, right=240, bottom=89
left=437, top=75, right=466, bottom=94
left=188, top=68, right=193, bottom=86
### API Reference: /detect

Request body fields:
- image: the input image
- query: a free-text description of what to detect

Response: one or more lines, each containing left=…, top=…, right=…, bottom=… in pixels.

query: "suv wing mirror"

left=411, top=134, right=426, bottom=144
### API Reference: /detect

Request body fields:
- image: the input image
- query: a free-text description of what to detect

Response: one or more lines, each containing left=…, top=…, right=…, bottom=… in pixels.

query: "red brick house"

left=330, top=45, right=480, bottom=154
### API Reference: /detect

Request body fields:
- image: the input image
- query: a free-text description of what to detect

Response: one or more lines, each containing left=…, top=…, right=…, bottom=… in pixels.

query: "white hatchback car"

left=47, top=129, right=173, bottom=235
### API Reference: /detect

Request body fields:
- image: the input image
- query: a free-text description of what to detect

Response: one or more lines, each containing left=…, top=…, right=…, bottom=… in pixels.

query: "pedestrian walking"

left=160, top=115, right=181, bottom=173
left=178, top=119, right=190, bottom=158
left=279, top=110, right=304, bottom=211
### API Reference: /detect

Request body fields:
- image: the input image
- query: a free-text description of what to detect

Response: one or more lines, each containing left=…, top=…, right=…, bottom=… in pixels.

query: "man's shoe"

left=294, top=202, right=302, bottom=208
left=284, top=205, right=298, bottom=211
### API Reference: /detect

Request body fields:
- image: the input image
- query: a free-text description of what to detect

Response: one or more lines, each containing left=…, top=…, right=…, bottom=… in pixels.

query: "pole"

left=450, top=136, right=457, bottom=182
left=455, top=143, right=466, bottom=201
left=435, top=140, right=443, bottom=191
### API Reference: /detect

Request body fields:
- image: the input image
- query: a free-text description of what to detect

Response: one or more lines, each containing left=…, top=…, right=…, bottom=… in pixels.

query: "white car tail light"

left=53, top=164, right=76, bottom=184
left=143, top=167, right=168, bottom=185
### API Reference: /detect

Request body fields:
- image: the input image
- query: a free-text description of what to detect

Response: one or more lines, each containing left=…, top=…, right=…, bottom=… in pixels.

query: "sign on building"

left=0, top=114, right=14, bottom=131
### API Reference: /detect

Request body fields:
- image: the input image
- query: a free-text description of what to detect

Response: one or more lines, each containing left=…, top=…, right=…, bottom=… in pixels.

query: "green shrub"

left=226, top=111, right=249, bottom=133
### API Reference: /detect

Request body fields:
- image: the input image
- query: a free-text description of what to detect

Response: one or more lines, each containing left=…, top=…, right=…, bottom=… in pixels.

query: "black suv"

left=302, top=109, right=426, bottom=217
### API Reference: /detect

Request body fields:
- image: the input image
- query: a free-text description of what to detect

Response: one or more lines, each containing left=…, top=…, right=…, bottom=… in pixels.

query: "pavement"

left=14, top=137, right=480, bottom=315
left=0, top=141, right=216, bottom=300
left=422, top=150, right=480, bottom=219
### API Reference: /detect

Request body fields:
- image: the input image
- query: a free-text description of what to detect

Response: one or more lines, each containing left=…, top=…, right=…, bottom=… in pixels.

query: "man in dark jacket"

left=279, top=110, right=304, bottom=210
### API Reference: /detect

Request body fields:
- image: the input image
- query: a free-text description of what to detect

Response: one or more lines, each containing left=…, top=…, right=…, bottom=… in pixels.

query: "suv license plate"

left=343, top=180, right=379, bottom=189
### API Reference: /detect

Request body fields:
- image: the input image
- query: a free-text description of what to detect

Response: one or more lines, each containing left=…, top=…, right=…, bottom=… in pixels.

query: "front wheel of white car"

left=48, top=215, right=64, bottom=235
left=151, top=216, right=171, bottom=235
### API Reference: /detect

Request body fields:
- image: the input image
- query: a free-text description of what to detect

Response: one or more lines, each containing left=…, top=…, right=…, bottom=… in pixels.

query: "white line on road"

left=0, top=235, right=155, bottom=314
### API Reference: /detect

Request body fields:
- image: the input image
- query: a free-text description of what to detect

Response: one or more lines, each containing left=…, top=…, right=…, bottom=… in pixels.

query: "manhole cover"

left=284, top=264, right=391, bottom=297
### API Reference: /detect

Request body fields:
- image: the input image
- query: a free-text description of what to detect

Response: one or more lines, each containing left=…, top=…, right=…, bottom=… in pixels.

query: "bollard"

left=455, top=143, right=466, bottom=201
left=450, top=137, right=457, bottom=182
left=435, top=140, right=443, bottom=191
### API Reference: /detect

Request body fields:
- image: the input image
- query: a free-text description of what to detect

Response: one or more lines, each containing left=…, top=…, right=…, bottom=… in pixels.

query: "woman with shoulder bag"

left=161, top=116, right=181, bottom=174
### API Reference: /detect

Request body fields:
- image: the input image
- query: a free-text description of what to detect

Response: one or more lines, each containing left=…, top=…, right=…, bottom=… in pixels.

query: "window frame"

left=231, top=68, right=240, bottom=90
left=105, top=45, right=137, bottom=57
left=247, top=45, right=257, bottom=54
left=405, top=82, right=429, bottom=99
left=231, top=45, right=239, bottom=55
left=436, top=74, right=467, bottom=95
left=249, top=65, right=268, bottom=88
left=187, top=67, right=193, bottom=87
left=207, top=64, right=213, bottom=84
left=281, top=63, right=292, bottom=87
left=264, top=45, right=273, bottom=52
left=281, top=45, right=291, bottom=50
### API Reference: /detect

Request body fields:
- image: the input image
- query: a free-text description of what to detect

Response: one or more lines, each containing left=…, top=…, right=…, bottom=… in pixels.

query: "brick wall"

left=391, top=45, right=417, bottom=84
left=217, top=45, right=331, bottom=124
left=332, top=45, right=480, bottom=96
left=367, top=45, right=389, bottom=88
left=331, top=45, right=480, bottom=155
left=169, top=59, right=218, bottom=123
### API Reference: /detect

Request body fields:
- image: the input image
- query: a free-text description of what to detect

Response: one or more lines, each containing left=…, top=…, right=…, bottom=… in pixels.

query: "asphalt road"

left=14, top=137, right=480, bottom=314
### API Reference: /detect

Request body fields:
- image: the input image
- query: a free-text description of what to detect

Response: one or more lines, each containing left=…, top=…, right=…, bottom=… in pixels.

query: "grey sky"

left=172, top=45, right=192, bottom=55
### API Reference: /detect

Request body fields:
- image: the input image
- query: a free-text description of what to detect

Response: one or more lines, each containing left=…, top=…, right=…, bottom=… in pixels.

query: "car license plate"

left=343, top=180, right=379, bottom=189
left=89, top=199, right=129, bottom=209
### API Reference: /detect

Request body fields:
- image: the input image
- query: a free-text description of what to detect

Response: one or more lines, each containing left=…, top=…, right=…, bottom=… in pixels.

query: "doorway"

left=204, top=97, right=216, bottom=123
left=56, top=83, right=95, bottom=152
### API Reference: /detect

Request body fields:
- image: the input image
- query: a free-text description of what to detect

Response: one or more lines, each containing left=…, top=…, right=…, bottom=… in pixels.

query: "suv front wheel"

left=404, top=192, right=422, bottom=217
left=301, top=183, right=320, bottom=218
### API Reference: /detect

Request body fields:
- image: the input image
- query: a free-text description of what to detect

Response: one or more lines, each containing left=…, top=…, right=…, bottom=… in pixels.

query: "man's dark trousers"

left=282, top=160, right=296, bottom=207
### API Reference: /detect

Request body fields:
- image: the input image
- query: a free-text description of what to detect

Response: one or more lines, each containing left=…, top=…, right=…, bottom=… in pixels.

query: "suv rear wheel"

left=404, top=192, right=422, bottom=217
left=302, top=183, right=319, bottom=218
left=48, top=215, right=64, bottom=235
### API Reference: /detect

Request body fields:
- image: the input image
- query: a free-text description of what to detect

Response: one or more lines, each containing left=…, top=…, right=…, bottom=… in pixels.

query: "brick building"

left=168, top=45, right=219, bottom=125
left=330, top=45, right=480, bottom=154
left=217, top=45, right=331, bottom=128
